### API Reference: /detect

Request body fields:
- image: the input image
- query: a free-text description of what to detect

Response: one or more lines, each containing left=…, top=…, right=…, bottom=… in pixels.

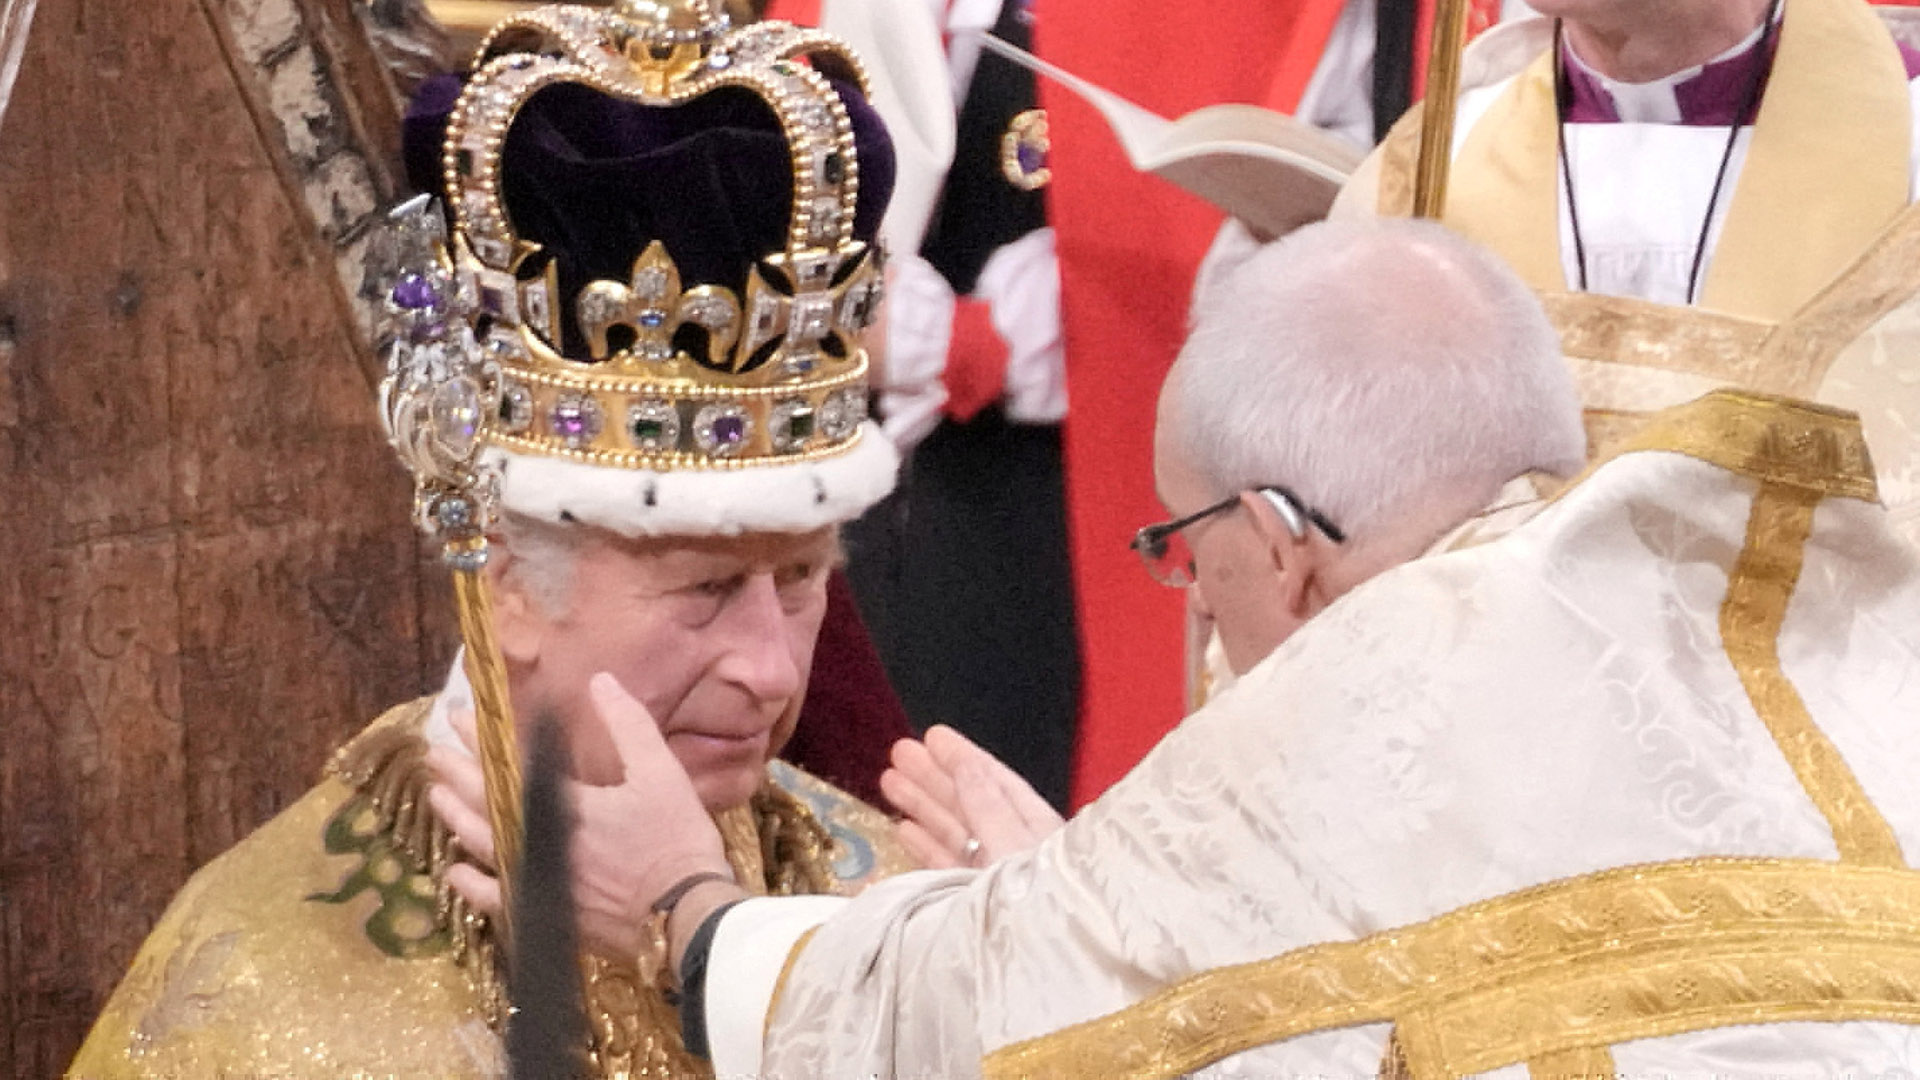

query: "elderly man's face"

left=498, top=527, right=837, bottom=810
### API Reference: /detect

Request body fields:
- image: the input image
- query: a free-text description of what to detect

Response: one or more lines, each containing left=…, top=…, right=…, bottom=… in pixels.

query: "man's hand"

left=881, top=725, right=1065, bottom=868
left=427, top=673, right=743, bottom=966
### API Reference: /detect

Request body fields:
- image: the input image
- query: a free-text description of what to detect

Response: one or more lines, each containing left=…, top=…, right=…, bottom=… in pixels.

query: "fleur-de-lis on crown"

left=576, top=240, right=883, bottom=373
left=575, top=241, right=744, bottom=366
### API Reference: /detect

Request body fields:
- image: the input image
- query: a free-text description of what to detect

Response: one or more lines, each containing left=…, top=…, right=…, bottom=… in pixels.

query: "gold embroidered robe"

left=66, top=698, right=912, bottom=1079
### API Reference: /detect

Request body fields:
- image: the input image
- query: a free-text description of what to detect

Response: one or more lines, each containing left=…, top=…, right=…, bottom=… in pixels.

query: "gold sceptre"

left=373, top=194, right=524, bottom=935
left=450, top=539, right=525, bottom=912
left=1411, top=0, right=1472, bottom=219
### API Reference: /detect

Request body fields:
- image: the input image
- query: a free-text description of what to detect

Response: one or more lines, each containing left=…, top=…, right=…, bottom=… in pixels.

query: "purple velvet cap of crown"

left=402, top=63, right=895, bottom=360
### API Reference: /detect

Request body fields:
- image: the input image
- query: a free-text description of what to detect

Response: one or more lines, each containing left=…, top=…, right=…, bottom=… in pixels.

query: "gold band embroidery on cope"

left=1383, top=1005, right=1621, bottom=1076
left=1572, top=390, right=1899, bottom=863
left=1534, top=201, right=1920, bottom=434
left=986, top=396, right=1907, bottom=1080
left=980, top=859, right=1920, bottom=1080
left=1558, top=390, right=1880, bottom=503
left=1721, top=478, right=1904, bottom=865
left=1646, top=391, right=1906, bottom=865
left=1526, top=1045, right=1617, bottom=1079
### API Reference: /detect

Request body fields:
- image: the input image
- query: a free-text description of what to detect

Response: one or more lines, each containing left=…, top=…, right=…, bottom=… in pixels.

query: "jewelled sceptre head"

left=370, top=191, right=528, bottom=915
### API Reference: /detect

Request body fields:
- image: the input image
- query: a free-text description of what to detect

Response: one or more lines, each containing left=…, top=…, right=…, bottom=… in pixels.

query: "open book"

left=981, top=35, right=1365, bottom=239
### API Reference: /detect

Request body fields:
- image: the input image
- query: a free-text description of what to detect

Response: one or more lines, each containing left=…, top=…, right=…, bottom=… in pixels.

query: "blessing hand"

left=427, top=673, right=741, bottom=963
left=881, top=725, right=1065, bottom=869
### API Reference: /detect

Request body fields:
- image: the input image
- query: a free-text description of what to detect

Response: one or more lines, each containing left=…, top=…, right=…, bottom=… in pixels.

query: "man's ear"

left=1239, top=490, right=1315, bottom=616
left=487, top=549, right=546, bottom=666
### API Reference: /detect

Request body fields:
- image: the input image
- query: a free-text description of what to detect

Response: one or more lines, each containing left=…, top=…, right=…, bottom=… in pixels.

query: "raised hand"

left=881, top=725, right=1065, bottom=869
left=427, top=674, right=739, bottom=961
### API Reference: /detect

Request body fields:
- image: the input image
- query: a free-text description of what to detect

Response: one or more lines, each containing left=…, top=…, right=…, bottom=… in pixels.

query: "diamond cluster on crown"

left=372, top=3, right=885, bottom=474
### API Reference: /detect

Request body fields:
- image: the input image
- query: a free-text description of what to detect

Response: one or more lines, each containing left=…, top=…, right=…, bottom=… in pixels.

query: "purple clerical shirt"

left=1560, top=17, right=1920, bottom=126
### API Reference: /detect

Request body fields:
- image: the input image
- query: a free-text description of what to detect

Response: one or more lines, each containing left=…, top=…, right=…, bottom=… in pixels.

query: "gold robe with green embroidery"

left=66, top=698, right=913, bottom=1079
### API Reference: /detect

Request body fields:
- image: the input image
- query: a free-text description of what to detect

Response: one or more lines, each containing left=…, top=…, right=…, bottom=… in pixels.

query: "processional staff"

left=1412, top=0, right=1471, bottom=219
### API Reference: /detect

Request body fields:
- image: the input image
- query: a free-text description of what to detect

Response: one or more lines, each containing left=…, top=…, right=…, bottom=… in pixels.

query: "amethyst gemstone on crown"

left=391, top=272, right=441, bottom=310
left=550, top=393, right=603, bottom=449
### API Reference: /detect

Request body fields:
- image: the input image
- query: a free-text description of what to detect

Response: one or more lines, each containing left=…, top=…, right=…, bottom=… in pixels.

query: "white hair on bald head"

left=1168, top=218, right=1585, bottom=542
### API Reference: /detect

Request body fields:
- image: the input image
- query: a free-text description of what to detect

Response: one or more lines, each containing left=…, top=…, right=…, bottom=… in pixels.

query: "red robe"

left=1038, top=0, right=1353, bottom=804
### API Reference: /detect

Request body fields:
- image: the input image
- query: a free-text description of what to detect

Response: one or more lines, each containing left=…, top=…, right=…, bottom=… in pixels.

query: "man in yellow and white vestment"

left=435, top=218, right=1920, bottom=1076
left=1341, top=0, right=1920, bottom=547
left=66, top=2, right=916, bottom=1076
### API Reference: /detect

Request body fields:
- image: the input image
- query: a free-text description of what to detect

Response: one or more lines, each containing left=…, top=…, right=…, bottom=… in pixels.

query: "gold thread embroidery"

left=1376, top=1029, right=1411, bottom=1080
left=1554, top=391, right=1880, bottom=506
left=980, top=858, right=1920, bottom=1080
left=1528, top=1045, right=1616, bottom=1079
left=1543, top=294, right=1775, bottom=383
left=1758, top=200, right=1920, bottom=388
left=326, top=701, right=845, bottom=1080
left=1720, top=479, right=1904, bottom=866
left=1528, top=1045, right=1605, bottom=1076
left=1535, top=199, right=1920, bottom=413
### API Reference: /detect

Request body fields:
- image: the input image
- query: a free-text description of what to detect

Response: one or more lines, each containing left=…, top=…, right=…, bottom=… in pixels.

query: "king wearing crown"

left=67, top=3, right=915, bottom=1076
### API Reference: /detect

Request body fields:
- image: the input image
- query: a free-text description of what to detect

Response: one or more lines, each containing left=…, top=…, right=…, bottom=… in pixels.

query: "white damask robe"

left=700, top=393, right=1920, bottom=1078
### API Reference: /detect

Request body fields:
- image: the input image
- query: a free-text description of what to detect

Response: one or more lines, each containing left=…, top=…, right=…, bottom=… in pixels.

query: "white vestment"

left=703, top=392, right=1920, bottom=1078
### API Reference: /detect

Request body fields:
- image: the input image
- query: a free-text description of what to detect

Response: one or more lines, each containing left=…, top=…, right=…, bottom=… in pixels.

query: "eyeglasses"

left=1129, top=485, right=1345, bottom=588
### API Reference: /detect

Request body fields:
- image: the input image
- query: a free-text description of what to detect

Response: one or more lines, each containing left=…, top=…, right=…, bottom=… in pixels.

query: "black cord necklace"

left=1552, top=0, right=1783, bottom=302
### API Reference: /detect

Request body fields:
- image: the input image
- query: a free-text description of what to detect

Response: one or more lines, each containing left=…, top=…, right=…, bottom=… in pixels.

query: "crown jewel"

left=373, top=2, right=885, bottom=541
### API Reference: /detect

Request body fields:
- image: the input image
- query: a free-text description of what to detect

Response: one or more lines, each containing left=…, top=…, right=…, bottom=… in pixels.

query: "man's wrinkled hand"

left=881, top=725, right=1064, bottom=868
left=427, top=673, right=737, bottom=960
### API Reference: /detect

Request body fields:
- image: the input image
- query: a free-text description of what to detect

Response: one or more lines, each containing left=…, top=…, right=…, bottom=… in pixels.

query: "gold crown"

left=386, top=0, right=882, bottom=488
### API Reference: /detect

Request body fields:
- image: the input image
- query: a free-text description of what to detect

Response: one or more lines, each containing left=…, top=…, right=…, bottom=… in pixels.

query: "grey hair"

left=492, top=512, right=590, bottom=619
left=1167, top=218, right=1585, bottom=541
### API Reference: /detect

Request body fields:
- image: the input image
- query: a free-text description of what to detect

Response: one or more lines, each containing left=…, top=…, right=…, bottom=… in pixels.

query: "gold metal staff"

left=1412, top=0, right=1472, bottom=219
left=373, top=195, right=524, bottom=932
left=450, top=540, right=525, bottom=902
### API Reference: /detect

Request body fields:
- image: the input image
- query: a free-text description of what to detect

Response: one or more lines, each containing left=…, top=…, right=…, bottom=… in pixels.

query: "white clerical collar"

left=1563, top=13, right=1775, bottom=124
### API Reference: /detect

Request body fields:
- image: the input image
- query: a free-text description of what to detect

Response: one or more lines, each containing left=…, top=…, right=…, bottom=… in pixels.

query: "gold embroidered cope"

left=982, top=393, right=1915, bottom=1080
